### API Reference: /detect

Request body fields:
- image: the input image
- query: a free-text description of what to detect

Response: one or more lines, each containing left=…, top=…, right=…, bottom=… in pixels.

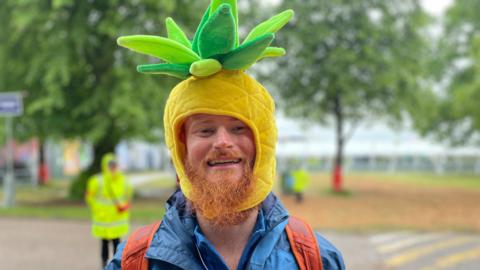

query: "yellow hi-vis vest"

left=291, top=169, right=310, bottom=193
left=86, top=173, right=132, bottom=239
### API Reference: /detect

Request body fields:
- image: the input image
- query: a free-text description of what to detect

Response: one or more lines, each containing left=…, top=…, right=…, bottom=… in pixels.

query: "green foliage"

left=68, top=170, right=90, bottom=200
left=420, top=0, right=480, bottom=145
left=0, top=206, right=90, bottom=220
left=273, top=0, right=432, bottom=124
left=260, top=0, right=433, bottom=175
left=0, top=0, right=205, bottom=198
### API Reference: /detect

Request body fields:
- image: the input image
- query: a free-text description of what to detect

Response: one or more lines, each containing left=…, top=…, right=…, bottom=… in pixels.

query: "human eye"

left=197, top=127, right=214, bottom=136
left=231, top=125, right=247, bottom=134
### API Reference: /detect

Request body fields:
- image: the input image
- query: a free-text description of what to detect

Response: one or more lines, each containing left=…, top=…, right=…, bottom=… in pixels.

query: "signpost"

left=0, top=92, right=24, bottom=208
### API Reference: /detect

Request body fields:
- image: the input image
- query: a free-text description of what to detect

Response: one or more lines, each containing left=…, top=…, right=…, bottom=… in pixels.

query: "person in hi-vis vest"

left=291, top=168, right=310, bottom=203
left=85, top=153, right=133, bottom=267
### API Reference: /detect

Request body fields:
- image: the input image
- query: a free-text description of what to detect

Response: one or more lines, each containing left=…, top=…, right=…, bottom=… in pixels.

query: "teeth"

left=208, top=159, right=241, bottom=166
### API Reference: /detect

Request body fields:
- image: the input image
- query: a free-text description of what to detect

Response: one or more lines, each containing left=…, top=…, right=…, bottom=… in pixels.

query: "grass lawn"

left=0, top=178, right=169, bottom=223
left=1, top=172, right=479, bottom=232
left=351, top=172, right=480, bottom=190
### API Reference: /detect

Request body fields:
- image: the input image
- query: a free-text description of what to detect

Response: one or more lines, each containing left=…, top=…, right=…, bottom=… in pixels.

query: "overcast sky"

left=420, top=0, right=452, bottom=16
left=273, top=0, right=470, bottom=152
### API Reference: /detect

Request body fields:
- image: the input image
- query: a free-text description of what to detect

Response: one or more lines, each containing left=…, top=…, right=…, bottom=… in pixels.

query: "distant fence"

left=278, top=155, right=480, bottom=175
left=0, top=167, right=34, bottom=185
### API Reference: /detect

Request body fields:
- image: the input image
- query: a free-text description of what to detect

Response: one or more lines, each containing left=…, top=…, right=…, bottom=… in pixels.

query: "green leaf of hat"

left=239, top=47, right=286, bottom=70
left=137, top=63, right=190, bottom=79
left=189, top=59, right=222, bottom=77
left=243, top=9, right=294, bottom=44
left=258, top=47, right=286, bottom=61
left=117, top=0, right=294, bottom=79
left=165, top=17, right=192, bottom=49
left=210, top=0, right=239, bottom=47
left=222, top=33, right=275, bottom=70
left=191, top=4, right=211, bottom=55
left=198, top=3, right=236, bottom=59
left=117, top=35, right=200, bottom=64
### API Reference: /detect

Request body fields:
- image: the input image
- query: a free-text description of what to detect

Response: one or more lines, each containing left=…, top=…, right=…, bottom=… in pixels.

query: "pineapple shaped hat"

left=118, top=0, right=294, bottom=211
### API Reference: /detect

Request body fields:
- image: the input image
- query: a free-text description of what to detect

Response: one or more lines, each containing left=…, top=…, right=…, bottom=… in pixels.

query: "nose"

left=213, top=127, right=234, bottom=149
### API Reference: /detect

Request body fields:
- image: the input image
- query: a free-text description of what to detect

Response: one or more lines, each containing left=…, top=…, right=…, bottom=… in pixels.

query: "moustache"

left=205, top=149, right=244, bottom=162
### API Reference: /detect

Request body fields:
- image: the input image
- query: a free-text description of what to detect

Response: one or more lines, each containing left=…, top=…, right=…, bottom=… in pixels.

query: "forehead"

left=184, top=114, right=246, bottom=127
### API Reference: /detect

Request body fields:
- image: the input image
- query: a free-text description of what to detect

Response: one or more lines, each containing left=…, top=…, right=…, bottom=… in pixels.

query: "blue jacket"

left=106, top=191, right=345, bottom=270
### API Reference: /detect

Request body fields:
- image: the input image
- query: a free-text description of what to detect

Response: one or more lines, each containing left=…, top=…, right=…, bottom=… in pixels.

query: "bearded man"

left=107, top=1, right=345, bottom=269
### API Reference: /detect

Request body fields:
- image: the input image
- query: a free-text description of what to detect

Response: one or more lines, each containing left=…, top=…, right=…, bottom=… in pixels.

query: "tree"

left=267, top=0, right=432, bottom=191
left=0, top=0, right=204, bottom=198
left=416, top=0, right=480, bottom=145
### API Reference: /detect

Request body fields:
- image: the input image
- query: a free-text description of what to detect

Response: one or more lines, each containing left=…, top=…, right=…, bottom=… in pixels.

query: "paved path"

left=0, top=218, right=375, bottom=270
left=323, top=231, right=388, bottom=269
left=1, top=219, right=479, bottom=270
left=367, top=231, right=480, bottom=270
left=0, top=218, right=100, bottom=270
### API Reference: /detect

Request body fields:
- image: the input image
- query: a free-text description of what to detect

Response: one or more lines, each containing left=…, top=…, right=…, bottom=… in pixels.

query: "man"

left=292, top=167, right=310, bottom=203
left=86, top=153, right=133, bottom=267
left=108, top=1, right=345, bottom=269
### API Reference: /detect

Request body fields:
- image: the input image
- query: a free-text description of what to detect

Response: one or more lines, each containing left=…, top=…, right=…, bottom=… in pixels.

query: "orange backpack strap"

left=121, top=220, right=162, bottom=270
left=285, top=216, right=323, bottom=270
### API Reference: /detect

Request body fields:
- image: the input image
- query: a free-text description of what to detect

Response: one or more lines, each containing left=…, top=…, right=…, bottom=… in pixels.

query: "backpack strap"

left=121, top=221, right=162, bottom=270
left=121, top=217, right=322, bottom=270
left=286, top=216, right=323, bottom=270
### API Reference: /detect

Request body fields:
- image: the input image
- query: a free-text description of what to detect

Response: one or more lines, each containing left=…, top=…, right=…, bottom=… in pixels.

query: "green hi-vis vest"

left=86, top=173, right=132, bottom=239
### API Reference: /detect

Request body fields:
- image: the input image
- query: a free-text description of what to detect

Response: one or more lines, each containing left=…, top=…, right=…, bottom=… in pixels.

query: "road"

left=0, top=218, right=371, bottom=270
left=2, top=218, right=479, bottom=269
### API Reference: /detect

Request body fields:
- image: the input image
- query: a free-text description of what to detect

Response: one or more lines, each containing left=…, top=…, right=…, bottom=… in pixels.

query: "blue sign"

left=0, top=93, right=23, bottom=116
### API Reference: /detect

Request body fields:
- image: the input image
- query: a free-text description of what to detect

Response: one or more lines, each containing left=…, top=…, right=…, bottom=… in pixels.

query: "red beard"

left=184, top=150, right=256, bottom=228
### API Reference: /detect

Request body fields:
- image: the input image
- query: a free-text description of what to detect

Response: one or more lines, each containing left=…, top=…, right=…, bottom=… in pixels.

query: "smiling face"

left=182, top=114, right=257, bottom=225
left=183, top=114, right=256, bottom=183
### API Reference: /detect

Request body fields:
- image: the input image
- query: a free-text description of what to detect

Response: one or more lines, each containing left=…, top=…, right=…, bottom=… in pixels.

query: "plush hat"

left=117, top=0, right=293, bottom=211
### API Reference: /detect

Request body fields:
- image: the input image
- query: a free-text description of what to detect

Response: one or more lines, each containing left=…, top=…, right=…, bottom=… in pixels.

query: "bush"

left=68, top=171, right=90, bottom=200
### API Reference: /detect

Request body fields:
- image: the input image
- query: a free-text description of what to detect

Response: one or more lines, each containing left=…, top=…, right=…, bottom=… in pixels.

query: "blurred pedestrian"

left=280, top=168, right=293, bottom=195
left=85, top=153, right=133, bottom=268
left=292, top=168, right=310, bottom=203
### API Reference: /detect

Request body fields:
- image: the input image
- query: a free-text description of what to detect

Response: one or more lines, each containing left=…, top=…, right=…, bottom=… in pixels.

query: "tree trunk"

left=332, top=92, right=344, bottom=192
left=86, top=137, right=117, bottom=175
left=38, top=139, right=49, bottom=185
left=68, top=132, right=119, bottom=200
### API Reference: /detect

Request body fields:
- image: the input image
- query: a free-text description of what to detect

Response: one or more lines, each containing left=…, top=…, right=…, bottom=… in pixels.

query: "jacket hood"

left=101, top=153, right=117, bottom=178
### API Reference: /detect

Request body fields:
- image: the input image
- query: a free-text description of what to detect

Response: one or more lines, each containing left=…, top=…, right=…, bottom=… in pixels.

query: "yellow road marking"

left=386, top=237, right=474, bottom=267
left=420, top=246, right=480, bottom=270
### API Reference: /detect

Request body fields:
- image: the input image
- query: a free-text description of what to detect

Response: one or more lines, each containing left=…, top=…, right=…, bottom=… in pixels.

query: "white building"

left=276, top=115, right=480, bottom=174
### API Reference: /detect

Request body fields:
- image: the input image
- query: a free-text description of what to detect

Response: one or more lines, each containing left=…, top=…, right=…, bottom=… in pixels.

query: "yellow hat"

left=117, top=0, right=293, bottom=210
left=164, top=70, right=277, bottom=210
